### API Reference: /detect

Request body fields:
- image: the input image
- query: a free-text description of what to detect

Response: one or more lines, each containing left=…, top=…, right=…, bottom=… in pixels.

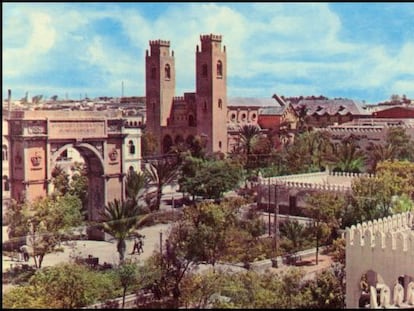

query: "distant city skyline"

left=3, top=2, right=414, bottom=104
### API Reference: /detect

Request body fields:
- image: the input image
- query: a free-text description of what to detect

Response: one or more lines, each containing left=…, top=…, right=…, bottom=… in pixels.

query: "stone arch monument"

left=6, top=110, right=126, bottom=221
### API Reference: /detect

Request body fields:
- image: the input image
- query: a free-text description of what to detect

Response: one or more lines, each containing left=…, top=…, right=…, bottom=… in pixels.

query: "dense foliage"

left=6, top=194, right=84, bottom=268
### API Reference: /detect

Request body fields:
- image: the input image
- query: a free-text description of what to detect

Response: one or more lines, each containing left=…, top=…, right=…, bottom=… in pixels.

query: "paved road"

left=2, top=223, right=172, bottom=270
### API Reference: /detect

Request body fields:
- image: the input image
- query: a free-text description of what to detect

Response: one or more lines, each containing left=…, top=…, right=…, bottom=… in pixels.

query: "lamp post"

left=159, top=231, right=163, bottom=255
left=268, top=177, right=271, bottom=237
left=272, top=183, right=279, bottom=267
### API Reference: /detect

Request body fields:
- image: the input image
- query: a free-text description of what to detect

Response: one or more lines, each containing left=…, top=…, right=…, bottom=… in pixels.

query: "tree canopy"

left=178, top=156, right=243, bottom=201
left=6, top=194, right=84, bottom=269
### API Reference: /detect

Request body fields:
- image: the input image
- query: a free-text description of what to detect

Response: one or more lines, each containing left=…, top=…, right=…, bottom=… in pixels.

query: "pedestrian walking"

left=131, top=237, right=139, bottom=255
left=20, top=245, right=30, bottom=262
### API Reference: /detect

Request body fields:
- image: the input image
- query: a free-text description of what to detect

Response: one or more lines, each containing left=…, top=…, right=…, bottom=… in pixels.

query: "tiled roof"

left=228, top=97, right=277, bottom=107
left=293, top=99, right=368, bottom=116
left=259, top=106, right=287, bottom=115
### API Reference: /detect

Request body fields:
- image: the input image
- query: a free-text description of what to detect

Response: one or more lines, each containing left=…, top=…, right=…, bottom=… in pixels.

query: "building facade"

left=319, top=118, right=414, bottom=150
left=145, top=34, right=228, bottom=155
left=290, top=98, right=369, bottom=129
left=2, top=116, right=11, bottom=222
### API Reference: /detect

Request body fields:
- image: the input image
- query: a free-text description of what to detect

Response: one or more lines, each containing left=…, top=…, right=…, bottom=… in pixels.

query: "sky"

left=3, top=2, right=414, bottom=104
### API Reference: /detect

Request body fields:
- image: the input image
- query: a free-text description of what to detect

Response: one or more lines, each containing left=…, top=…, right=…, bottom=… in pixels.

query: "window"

left=128, top=140, right=135, bottom=155
left=217, top=60, right=223, bottom=77
left=151, top=67, right=156, bottom=79
left=219, top=141, right=222, bottom=149
left=289, top=195, right=297, bottom=214
left=129, top=166, right=135, bottom=173
left=3, top=176, right=9, bottom=191
left=251, top=113, right=257, bottom=120
left=202, top=64, right=208, bottom=77
left=231, top=113, right=236, bottom=121
left=218, top=99, right=222, bottom=109
left=165, top=64, right=171, bottom=80
left=2, top=145, right=7, bottom=161
left=241, top=113, right=247, bottom=121
left=188, top=115, right=196, bottom=127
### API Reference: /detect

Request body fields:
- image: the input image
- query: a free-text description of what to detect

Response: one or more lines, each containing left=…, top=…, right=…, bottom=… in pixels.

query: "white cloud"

left=3, top=10, right=56, bottom=77
left=3, top=3, right=414, bottom=101
left=391, top=80, right=414, bottom=97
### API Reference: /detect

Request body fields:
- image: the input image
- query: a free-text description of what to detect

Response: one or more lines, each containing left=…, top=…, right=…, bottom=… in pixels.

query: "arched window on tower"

left=202, top=64, right=208, bottom=77
left=128, top=140, right=135, bottom=155
left=3, top=175, right=9, bottom=191
left=218, top=99, right=222, bottom=109
left=188, top=115, right=196, bottom=127
left=165, top=64, right=171, bottom=80
left=151, top=67, right=156, bottom=79
left=2, top=145, right=8, bottom=161
left=217, top=60, right=223, bottom=78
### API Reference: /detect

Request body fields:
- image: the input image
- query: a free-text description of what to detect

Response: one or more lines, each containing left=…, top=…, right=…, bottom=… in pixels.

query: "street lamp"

left=159, top=231, right=163, bottom=256
left=268, top=177, right=271, bottom=236
left=272, top=183, right=279, bottom=268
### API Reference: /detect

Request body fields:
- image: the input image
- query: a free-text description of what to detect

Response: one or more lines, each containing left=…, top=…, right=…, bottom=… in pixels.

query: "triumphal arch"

left=7, top=110, right=126, bottom=221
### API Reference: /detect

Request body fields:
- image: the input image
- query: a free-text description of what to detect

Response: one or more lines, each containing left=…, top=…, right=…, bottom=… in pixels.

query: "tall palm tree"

left=100, top=199, right=147, bottom=262
left=239, top=124, right=261, bottom=156
left=296, top=104, right=309, bottom=133
left=326, top=135, right=366, bottom=173
left=365, top=142, right=396, bottom=173
left=239, top=124, right=262, bottom=170
left=279, top=220, right=306, bottom=256
left=144, top=159, right=179, bottom=211
left=125, top=170, right=146, bottom=205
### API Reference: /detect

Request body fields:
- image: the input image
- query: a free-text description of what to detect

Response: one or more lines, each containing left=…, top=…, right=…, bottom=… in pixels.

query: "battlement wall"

left=200, top=34, right=222, bottom=42
left=172, top=96, right=185, bottom=102
left=345, top=211, right=414, bottom=308
left=258, top=171, right=371, bottom=192
left=346, top=212, right=414, bottom=250
left=149, top=39, right=170, bottom=47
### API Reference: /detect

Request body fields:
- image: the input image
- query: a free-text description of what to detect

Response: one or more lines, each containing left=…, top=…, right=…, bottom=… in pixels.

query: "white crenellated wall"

left=345, top=211, right=414, bottom=308
left=257, top=171, right=368, bottom=211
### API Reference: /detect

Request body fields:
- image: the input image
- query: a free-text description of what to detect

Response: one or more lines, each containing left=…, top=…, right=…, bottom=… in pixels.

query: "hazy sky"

left=3, top=2, right=414, bottom=104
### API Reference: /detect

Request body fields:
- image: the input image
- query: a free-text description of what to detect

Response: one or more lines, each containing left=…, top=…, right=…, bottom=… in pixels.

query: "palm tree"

left=279, top=220, right=306, bottom=257
left=100, top=199, right=147, bottom=262
left=125, top=170, right=146, bottom=205
left=296, top=104, right=309, bottom=133
left=239, top=124, right=262, bottom=170
left=326, top=135, right=366, bottom=173
left=144, top=159, right=179, bottom=211
left=239, top=124, right=261, bottom=156
left=365, top=142, right=396, bottom=173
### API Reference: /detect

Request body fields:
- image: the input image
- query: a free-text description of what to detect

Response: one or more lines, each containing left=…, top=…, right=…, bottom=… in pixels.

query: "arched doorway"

left=175, top=135, right=184, bottom=145
left=51, top=143, right=105, bottom=221
left=163, top=135, right=173, bottom=154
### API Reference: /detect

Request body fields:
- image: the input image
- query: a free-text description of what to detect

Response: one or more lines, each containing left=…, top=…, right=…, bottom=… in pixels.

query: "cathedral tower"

left=145, top=40, right=175, bottom=153
left=195, top=34, right=227, bottom=154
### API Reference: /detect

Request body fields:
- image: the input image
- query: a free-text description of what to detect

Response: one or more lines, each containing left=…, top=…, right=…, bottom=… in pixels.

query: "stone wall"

left=345, top=211, right=414, bottom=308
